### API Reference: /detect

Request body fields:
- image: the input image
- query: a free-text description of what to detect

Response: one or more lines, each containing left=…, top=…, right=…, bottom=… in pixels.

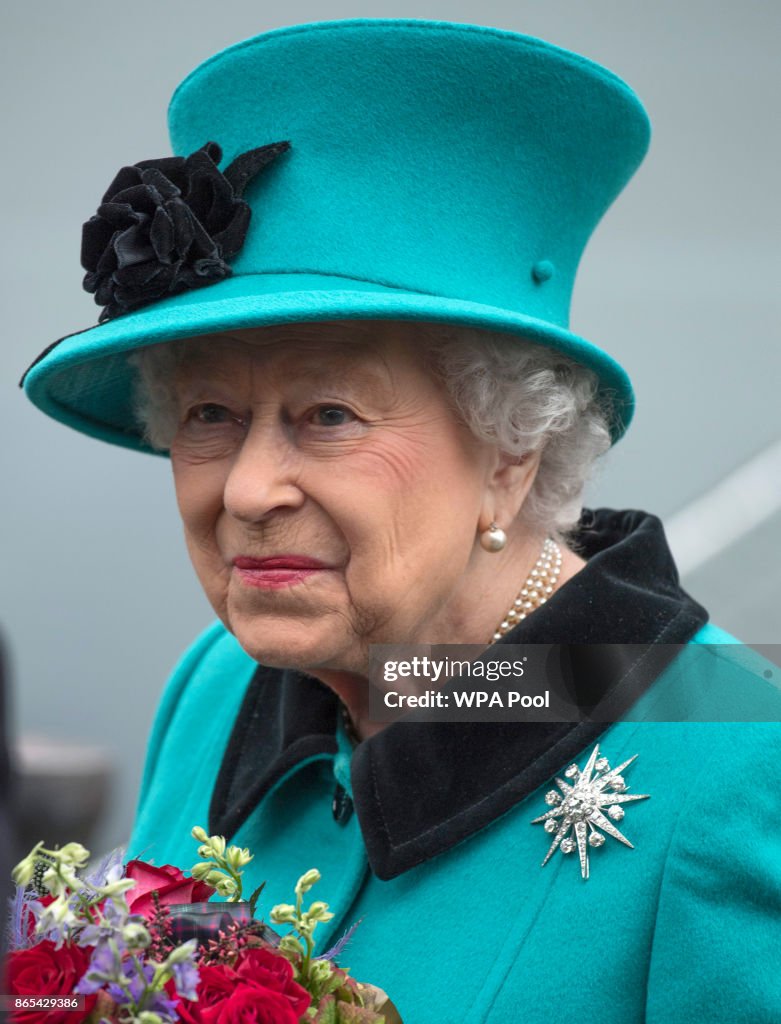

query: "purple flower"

left=35, top=893, right=83, bottom=948
left=73, top=908, right=195, bottom=1023
left=77, top=897, right=137, bottom=948
left=172, top=958, right=200, bottom=1001
left=110, top=961, right=178, bottom=1021
left=83, top=847, right=127, bottom=890
left=105, top=958, right=147, bottom=1004
left=6, top=886, right=40, bottom=951
left=317, top=917, right=364, bottom=963
left=75, top=938, right=122, bottom=994
left=144, top=987, right=179, bottom=1021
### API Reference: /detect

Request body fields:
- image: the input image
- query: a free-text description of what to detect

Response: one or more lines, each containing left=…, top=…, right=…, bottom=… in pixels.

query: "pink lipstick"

left=232, top=555, right=332, bottom=590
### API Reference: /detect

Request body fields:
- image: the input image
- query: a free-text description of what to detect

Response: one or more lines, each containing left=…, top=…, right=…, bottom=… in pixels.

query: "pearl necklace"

left=339, top=537, right=564, bottom=744
left=491, top=537, right=562, bottom=642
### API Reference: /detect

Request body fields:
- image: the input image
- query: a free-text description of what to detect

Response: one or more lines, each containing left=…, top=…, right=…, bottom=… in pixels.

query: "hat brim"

left=22, top=272, right=634, bottom=453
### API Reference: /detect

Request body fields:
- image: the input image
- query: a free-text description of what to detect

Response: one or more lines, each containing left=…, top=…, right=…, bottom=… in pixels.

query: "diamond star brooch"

left=531, top=743, right=650, bottom=880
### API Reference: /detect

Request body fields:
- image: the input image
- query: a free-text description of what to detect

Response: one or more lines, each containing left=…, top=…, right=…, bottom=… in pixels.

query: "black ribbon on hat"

left=81, top=140, right=290, bottom=322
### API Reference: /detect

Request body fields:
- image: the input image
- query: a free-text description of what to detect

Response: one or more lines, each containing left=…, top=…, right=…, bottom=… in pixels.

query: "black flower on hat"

left=81, top=140, right=290, bottom=322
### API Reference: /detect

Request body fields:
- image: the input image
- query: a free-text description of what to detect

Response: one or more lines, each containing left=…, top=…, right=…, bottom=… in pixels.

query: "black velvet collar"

left=209, top=509, right=708, bottom=880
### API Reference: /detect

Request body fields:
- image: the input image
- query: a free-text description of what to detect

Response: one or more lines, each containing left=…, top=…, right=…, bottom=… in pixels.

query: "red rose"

left=4, top=940, right=96, bottom=1024
left=124, top=860, right=214, bottom=919
left=200, top=985, right=304, bottom=1024
left=176, top=964, right=236, bottom=1023
left=236, top=948, right=310, bottom=1017
left=176, top=952, right=311, bottom=1024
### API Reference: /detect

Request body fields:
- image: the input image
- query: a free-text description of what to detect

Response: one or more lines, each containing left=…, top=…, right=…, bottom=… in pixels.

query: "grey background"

left=1, top=0, right=779, bottom=853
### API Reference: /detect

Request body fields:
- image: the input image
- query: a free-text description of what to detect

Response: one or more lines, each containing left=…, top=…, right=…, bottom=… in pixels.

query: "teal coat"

left=129, top=512, right=781, bottom=1023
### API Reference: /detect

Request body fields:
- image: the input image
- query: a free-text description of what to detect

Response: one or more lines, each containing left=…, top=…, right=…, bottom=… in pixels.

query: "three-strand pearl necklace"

left=491, top=537, right=562, bottom=642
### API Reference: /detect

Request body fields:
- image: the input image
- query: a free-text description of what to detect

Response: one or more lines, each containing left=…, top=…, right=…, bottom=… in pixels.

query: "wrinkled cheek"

left=183, top=534, right=230, bottom=622
left=172, top=457, right=225, bottom=535
left=352, top=429, right=482, bottom=519
left=351, top=434, right=431, bottom=491
left=171, top=465, right=229, bottom=609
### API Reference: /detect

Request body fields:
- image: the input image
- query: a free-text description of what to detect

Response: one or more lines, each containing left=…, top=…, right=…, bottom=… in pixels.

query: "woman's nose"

left=223, top=421, right=305, bottom=523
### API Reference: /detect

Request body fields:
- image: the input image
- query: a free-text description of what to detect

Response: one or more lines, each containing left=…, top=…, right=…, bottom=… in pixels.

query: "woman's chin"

left=229, top=619, right=355, bottom=675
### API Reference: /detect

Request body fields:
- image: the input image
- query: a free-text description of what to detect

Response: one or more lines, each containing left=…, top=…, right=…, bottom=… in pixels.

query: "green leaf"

left=312, top=995, right=338, bottom=1024
left=322, top=970, right=347, bottom=997
left=248, top=881, right=266, bottom=917
left=279, top=934, right=305, bottom=960
left=333, top=1002, right=386, bottom=1023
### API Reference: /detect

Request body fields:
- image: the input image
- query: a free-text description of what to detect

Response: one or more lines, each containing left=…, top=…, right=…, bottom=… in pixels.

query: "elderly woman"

left=20, top=17, right=781, bottom=1024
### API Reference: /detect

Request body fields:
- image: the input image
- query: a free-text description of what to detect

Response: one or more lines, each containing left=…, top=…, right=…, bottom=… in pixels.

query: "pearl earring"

left=480, top=522, right=507, bottom=552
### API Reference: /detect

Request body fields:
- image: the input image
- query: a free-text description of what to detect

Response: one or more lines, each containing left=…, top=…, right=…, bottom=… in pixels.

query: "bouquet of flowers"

left=3, top=826, right=401, bottom=1023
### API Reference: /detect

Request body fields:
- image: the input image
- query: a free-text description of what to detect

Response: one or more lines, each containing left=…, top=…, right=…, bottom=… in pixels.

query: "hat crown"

left=169, top=19, right=650, bottom=329
left=23, top=19, right=650, bottom=452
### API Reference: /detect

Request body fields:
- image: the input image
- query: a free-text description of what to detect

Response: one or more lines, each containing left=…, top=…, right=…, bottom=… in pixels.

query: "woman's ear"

left=478, top=449, right=541, bottom=533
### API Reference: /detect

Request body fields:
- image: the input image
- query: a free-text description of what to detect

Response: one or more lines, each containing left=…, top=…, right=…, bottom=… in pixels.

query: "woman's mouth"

left=232, top=555, right=333, bottom=589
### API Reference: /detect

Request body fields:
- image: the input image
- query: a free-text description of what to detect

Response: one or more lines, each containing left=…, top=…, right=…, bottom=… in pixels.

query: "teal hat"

left=21, top=18, right=651, bottom=453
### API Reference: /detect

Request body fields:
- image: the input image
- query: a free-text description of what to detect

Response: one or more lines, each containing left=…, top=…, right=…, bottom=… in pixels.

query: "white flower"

left=214, top=877, right=237, bottom=898
left=225, top=846, right=253, bottom=871
left=122, top=922, right=151, bottom=949
left=294, top=869, right=320, bottom=896
left=270, top=903, right=297, bottom=924
left=303, top=901, right=334, bottom=924
left=11, top=843, right=44, bottom=886
left=57, top=843, right=90, bottom=869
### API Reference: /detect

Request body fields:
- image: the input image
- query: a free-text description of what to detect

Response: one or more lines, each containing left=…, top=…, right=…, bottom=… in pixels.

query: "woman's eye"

left=187, top=403, right=241, bottom=426
left=311, top=406, right=355, bottom=427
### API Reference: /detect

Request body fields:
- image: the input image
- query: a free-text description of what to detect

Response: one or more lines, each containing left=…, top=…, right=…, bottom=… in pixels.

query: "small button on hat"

left=21, top=18, right=651, bottom=452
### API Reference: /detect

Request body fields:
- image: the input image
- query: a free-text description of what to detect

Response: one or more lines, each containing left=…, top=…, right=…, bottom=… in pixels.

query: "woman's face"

left=169, top=321, right=500, bottom=675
